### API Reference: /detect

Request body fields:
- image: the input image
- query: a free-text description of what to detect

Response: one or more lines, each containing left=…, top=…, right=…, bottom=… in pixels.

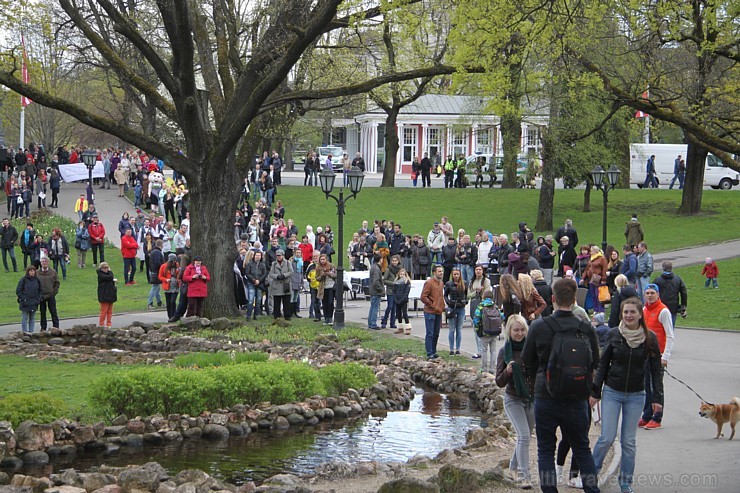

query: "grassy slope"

left=275, top=187, right=740, bottom=254
left=670, top=257, right=740, bottom=330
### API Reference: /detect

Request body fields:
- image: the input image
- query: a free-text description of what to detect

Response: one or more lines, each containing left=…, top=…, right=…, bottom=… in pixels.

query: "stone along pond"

left=11, top=387, right=486, bottom=485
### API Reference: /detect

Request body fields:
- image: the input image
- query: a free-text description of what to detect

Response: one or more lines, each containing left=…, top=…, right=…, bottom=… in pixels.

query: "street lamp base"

left=333, top=308, right=345, bottom=330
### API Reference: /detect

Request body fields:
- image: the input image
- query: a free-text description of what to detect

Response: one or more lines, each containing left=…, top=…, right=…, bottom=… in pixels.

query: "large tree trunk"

left=185, top=154, right=241, bottom=319
left=381, top=108, right=400, bottom=187
left=678, top=140, right=708, bottom=215
left=500, top=113, right=522, bottom=188
left=536, top=144, right=556, bottom=231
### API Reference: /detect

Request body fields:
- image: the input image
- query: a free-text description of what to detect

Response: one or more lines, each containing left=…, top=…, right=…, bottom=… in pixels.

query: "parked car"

left=317, top=146, right=345, bottom=173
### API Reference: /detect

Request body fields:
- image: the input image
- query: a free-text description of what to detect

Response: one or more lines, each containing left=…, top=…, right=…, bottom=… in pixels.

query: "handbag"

left=17, top=196, right=24, bottom=204
left=590, top=273, right=602, bottom=284
left=598, top=285, right=611, bottom=303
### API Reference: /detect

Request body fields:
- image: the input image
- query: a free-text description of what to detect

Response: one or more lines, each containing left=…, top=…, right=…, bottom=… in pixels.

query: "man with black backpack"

left=522, top=278, right=601, bottom=493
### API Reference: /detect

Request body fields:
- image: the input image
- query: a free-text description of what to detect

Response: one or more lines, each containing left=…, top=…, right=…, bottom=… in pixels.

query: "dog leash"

left=664, top=369, right=712, bottom=405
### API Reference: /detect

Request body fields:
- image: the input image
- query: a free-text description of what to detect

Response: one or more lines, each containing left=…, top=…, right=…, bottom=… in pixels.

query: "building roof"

left=365, top=95, right=489, bottom=116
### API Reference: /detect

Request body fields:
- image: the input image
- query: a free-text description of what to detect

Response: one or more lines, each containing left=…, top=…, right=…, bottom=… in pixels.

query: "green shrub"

left=319, top=363, right=377, bottom=397
left=91, top=360, right=345, bottom=418
left=0, top=393, right=67, bottom=427
left=173, top=351, right=269, bottom=368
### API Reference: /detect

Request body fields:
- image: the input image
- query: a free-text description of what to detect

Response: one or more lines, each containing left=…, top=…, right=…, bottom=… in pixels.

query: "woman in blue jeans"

left=495, top=314, right=535, bottom=489
left=589, top=297, right=664, bottom=493
left=443, top=268, right=467, bottom=354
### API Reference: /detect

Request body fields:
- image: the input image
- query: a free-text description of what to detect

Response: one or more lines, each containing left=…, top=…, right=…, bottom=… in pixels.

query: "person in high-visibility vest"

left=444, top=155, right=455, bottom=188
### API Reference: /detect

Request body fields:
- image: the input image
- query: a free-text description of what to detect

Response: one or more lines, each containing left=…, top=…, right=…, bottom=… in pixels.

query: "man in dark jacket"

left=389, top=224, right=405, bottom=256
left=497, top=234, right=514, bottom=273
left=147, top=240, right=165, bottom=309
left=522, top=278, right=600, bottom=493
left=37, top=256, right=60, bottom=331
left=554, top=219, right=579, bottom=249
left=1, top=217, right=19, bottom=272
left=619, top=244, right=638, bottom=285
left=367, top=253, right=383, bottom=330
left=653, top=261, right=687, bottom=325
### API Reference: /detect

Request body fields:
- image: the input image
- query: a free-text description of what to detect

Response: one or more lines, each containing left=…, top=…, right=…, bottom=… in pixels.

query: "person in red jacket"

left=120, top=227, right=139, bottom=285
left=701, top=257, right=719, bottom=288
left=87, top=214, right=106, bottom=266
left=182, top=255, right=211, bottom=317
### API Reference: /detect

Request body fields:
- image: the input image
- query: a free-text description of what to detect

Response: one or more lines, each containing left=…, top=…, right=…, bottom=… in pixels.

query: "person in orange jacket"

left=120, top=227, right=139, bottom=285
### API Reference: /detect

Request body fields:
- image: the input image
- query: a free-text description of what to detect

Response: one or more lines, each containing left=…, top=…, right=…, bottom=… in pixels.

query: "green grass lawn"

left=0, top=211, right=156, bottom=324
left=274, top=187, right=740, bottom=254
left=670, top=257, right=740, bottom=330
left=0, top=355, right=139, bottom=422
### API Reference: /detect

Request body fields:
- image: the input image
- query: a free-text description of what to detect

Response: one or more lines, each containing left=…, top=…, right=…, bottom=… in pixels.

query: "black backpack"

left=477, top=304, right=502, bottom=337
left=542, top=316, right=593, bottom=399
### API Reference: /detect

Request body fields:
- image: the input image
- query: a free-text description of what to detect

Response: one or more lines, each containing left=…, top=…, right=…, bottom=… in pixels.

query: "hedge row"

left=89, top=361, right=376, bottom=418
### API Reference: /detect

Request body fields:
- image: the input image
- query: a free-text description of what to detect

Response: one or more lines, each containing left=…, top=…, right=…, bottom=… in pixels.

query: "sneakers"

left=637, top=418, right=649, bottom=428
left=520, top=478, right=533, bottom=490
left=568, top=476, right=582, bottom=488
left=147, top=304, right=155, bottom=310
left=644, top=420, right=662, bottom=430
left=157, top=301, right=163, bottom=307
left=471, top=354, right=482, bottom=359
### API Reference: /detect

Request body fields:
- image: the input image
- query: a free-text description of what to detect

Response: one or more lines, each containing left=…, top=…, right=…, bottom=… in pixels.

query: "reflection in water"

left=11, top=387, right=484, bottom=485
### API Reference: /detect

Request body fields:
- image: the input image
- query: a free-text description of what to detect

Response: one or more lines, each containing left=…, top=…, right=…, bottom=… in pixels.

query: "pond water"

left=12, top=387, right=487, bottom=485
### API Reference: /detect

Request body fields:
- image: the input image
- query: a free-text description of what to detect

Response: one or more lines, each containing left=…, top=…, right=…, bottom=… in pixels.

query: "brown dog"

left=699, top=397, right=740, bottom=440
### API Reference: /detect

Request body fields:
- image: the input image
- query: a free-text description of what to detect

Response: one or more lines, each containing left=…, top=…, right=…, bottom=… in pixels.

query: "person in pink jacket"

left=183, top=255, right=211, bottom=317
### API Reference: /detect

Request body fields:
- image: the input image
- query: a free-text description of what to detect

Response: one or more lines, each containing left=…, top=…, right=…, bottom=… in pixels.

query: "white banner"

left=57, top=162, right=105, bottom=183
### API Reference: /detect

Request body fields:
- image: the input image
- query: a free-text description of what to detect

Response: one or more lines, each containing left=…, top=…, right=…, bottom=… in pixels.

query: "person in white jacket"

left=427, top=222, right=446, bottom=265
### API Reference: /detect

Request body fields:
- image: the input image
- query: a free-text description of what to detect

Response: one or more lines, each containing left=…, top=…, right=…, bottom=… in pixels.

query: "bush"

left=0, top=393, right=67, bottom=427
left=319, top=363, right=377, bottom=397
left=173, top=351, right=269, bottom=368
left=90, top=360, right=374, bottom=418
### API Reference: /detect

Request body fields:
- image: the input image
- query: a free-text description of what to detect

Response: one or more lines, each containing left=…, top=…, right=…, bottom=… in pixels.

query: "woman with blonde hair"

left=315, top=254, right=337, bottom=325
left=495, top=313, right=535, bottom=489
left=518, top=273, right=547, bottom=323
left=498, top=273, right=523, bottom=321
left=608, top=274, right=639, bottom=328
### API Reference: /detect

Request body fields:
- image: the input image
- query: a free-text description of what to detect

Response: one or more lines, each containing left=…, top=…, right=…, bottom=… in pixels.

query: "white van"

left=630, top=143, right=739, bottom=190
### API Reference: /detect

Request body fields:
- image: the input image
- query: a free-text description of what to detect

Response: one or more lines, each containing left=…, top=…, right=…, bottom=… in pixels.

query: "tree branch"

left=57, top=0, right=178, bottom=122
left=260, top=64, right=483, bottom=113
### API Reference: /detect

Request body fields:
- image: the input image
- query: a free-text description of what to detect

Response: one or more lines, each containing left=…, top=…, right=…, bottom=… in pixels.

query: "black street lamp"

left=319, top=166, right=365, bottom=329
left=81, top=149, right=97, bottom=204
left=591, top=164, right=621, bottom=252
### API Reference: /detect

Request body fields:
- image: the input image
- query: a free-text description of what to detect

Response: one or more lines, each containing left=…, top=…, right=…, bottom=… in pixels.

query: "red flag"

left=21, top=35, right=32, bottom=107
left=635, top=111, right=645, bottom=118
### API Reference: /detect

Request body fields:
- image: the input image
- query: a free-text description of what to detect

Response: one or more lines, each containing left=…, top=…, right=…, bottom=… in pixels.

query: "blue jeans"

left=246, top=284, right=262, bottom=316
left=147, top=283, right=162, bottom=305
left=52, top=258, right=67, bottom=280
left=642, top=360, right=664, bottom=423
left=705, top=277, right=718, bottom=288
left=592, top=386, right=645, bottom=492
left=534, top=398, right=599, bottom=493
left=424, top=312, right=442, bottom=358
left=1, top=247, right=17, bottom=271
left=447, top=307, right=465, bottom=351
left=382, top=294, right=396, bottom=327
left=504, top=395, right=535, bottom=480
left=460, top=264, right=473, bottom=285
left=123, top=257, right=137, bottom=283
left=430, top=251, right=443, bottom=265
left=638, top=275, right=651, bottom=301
left=21, top=310, right=37, bottom=333
left=368, top=295, right=381, bottom=328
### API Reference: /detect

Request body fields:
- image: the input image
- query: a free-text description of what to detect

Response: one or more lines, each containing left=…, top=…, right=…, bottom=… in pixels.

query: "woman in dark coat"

left=97, top=262, right=117, bottom=328
left=608, top=274, right=639, bottom=328
left=17, top=266, right=42, bottom=333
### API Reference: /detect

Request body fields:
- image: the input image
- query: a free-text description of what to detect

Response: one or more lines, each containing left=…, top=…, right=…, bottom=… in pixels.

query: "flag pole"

left=644, top=87, right=650, bottom=144
left=20, top=106, right=25, bottom=150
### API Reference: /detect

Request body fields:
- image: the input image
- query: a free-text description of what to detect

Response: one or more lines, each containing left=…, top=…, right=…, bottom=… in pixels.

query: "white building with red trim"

left=341, top=95, right=548, bottom=174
